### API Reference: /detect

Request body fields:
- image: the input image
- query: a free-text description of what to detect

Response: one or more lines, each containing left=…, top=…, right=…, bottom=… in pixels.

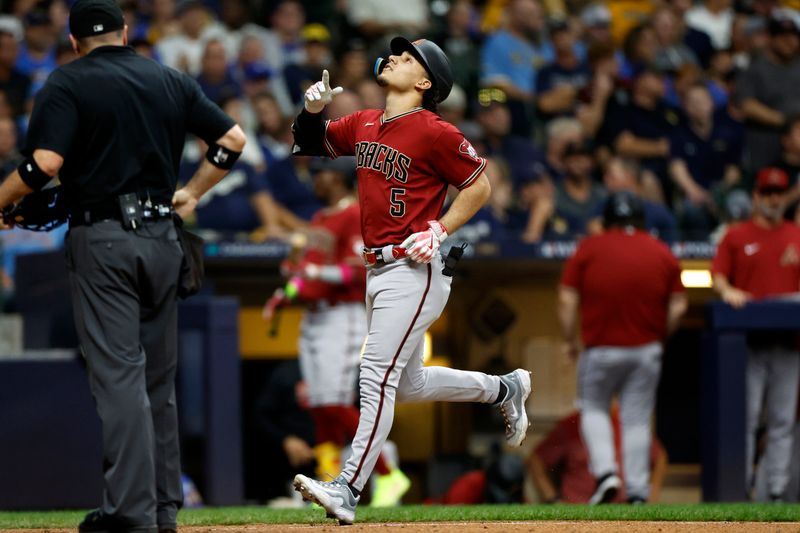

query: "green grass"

left=1, top=504, right=799, bottom=529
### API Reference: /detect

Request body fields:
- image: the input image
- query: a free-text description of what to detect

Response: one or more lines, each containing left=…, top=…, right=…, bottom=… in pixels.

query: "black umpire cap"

left=69, top=0, right=125, bottom=39
left=389, top=37, right=454, bottom=103
left=603, top=191, right=645, bottom=230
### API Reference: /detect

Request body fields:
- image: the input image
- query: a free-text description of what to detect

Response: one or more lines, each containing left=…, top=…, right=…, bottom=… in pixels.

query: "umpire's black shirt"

left=24, top=45, right=234, bottom=209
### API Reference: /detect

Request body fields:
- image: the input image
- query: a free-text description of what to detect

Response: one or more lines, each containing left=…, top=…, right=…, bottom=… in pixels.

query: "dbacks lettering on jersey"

left=355, top=141, right=412, bottom=182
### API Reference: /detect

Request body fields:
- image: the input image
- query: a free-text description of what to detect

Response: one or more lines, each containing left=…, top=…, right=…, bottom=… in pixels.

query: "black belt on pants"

left=70, top=201, right=174, bottom=228
left=361, top=245, right=407, bottom=266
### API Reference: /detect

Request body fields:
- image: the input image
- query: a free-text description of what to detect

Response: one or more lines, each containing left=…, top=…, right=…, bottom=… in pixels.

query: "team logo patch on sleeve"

left=459, top=139, right=479, bottom=160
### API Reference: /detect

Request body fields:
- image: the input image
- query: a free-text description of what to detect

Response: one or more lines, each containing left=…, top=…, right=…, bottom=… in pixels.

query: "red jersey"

left=323, top=108, right=486, bottom=248
left=299, top=201, right=366, bottom=304
left=534, top=411, right=664, bottom=504
left=711, top=220, right=800, bottom=298
left=561, top=229, right=684, bottom=347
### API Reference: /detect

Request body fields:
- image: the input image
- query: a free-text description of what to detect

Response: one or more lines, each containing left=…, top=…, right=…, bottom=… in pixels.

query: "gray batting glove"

left=304, top=69, right=344, bottom=114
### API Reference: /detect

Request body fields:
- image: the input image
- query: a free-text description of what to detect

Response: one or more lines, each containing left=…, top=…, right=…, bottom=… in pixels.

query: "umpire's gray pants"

left=578, top=342, right=662, bottom=500
left=67, top=220, right=184, bottom=530
left=746, top=345, right=800, bottom=498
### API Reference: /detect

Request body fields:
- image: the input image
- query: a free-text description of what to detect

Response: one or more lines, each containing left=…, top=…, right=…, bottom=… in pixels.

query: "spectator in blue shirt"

left=120, top=0, right=151, bottom=42
left=283, top=23, right=331, bottom=106
left=15, top=10, right=57, bottom=97
left=669, top=83, right=743, bottom=239
left=588, top=156, right=678, bottom=243
left=599, top=66, right=681, bottom=205
left=618, top=24, right=658, bottom=85
left=453, top=157, right=521, bottom=242
left=475, top=88, right=547, bottom=189
left=253, top=91, right=292, bottom=166
left=480, top=0, right=551, bottom=135
left=0, top=30, right=31, bottom=120
left=190, top=142, right=273, bottom=232
left=544, top=140, right=606, bottom=241
left=667, top=0, right=714, bottom=70
left=535, top=19, right=591, bottom=123
left=265, top=156, right=324, bottom=222
left=435, top=0, right=484, bottom=111
left=651, top=7, right=700, bottom=75
left=196, top=39, right=243, bottom=103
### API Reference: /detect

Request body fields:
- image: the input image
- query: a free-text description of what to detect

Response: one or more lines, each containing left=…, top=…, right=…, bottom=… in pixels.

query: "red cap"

left=755, top=167, right=790, bottom=193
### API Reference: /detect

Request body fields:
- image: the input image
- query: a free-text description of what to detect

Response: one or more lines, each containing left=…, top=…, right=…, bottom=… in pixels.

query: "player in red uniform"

left=289, top=37, right=532, bottom=524
left=711, top=168, right=800, bottom=501
left=263, top=158, right=409, bottom=506
left=559, top=191, right=686, bottom=504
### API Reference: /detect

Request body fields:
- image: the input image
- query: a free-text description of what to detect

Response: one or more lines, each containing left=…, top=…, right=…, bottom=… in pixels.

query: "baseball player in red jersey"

left=711, top=168, right=800, bottom=501
left=289, top=37, right=532, bottom=524
left=263, top=158, right=408, bottom=506
left=559, top=192, right=687, bottom=505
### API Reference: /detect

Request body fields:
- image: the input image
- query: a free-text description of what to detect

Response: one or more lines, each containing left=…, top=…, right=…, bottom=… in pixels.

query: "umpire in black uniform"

left=0, top=0, right=246, bottom=531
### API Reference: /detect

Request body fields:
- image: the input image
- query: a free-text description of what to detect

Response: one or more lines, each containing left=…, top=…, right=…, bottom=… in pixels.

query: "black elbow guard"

left=206, top=143, right=241, bottom=170
left=18, top=157, right=52, bottom=191
left=292, top=109, right=328, bottom=156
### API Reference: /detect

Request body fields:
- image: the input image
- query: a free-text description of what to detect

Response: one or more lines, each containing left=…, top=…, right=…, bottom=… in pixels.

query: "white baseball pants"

left=299, top=302, right=366, bottom=407
left=341, top=255, right=501, bottom=491
left=578, top=341, right=662, bottom=501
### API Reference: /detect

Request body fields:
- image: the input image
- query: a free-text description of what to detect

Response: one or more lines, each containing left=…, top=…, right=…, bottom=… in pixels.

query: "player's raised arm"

left=292, top=69, right=344, bottom=157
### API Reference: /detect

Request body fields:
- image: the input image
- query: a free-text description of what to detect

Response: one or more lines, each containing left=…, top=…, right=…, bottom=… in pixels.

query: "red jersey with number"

left=323, top=107, right=486, bottom=248
left=299, top=201, right=366, bottom=304
left=561, top=229, right=684, bottom=347
left=711, top=220, right=800, bottom=298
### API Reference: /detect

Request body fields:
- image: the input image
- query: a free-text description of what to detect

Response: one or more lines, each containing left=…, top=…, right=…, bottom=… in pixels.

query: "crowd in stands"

left=2, top=0, right=800, bottom=243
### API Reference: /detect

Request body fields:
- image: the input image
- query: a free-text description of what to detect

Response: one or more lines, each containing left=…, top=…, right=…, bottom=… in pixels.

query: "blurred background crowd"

left=2, top=0, right=800, bottom=245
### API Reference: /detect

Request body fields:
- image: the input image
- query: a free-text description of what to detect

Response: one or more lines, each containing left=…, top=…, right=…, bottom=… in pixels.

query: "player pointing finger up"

left=290, top=37, right=532, bottom=525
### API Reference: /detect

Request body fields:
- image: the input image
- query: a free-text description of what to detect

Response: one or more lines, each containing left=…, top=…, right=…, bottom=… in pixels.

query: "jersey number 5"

left=390, top=188, right=406, bottom=218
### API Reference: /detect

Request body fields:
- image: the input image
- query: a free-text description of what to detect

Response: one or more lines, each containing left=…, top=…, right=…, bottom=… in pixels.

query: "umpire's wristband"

left=17, top=157, right=52, bottom=191
left=206, top=143, right=241, bottom=170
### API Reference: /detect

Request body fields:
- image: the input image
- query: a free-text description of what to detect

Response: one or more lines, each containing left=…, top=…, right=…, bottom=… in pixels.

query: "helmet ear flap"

left=374, top=57, right=388, bottom=79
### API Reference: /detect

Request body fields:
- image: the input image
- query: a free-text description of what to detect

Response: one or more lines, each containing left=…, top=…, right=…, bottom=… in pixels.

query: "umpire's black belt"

left=69, top=201, right=173, bottom=228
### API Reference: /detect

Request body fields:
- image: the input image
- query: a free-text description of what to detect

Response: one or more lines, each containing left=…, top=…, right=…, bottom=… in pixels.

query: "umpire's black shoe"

left=79, top=509, right=157, bottom=533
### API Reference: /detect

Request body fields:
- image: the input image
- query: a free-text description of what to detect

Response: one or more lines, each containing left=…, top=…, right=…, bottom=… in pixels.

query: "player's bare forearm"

left=713, top=272, right=751, bottom=308
left=250, top=190, right=284, bottom=236
left=528, top=453, right=559, bottom=503
left=666, top=292, right=688, bottom=336
left=438, top=173, right=491, bottom=234
left=741, top=98, right=784, bottom=128
left=615, top=132, right=669, bottom=159
left=481, top=79, right=532, bottom=102
left=537, top=87, right=576, bottom=115
left=0, top=171, right=34, bottom=212
left=711, top=273, right=732, bottom=296
left=557, top=285, right=580, bottom=341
